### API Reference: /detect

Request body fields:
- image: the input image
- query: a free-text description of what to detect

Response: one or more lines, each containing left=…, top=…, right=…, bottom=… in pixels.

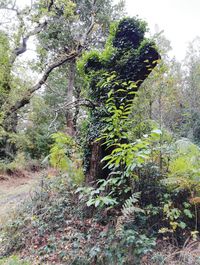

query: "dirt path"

left=0, top=172, right=42, bottom=225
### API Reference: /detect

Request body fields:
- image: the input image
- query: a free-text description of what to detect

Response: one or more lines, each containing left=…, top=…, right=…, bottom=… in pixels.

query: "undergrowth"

left=149, top=240, right=200, bottom=265
left=0, top=173, right=156, bottom=265
left=0, top=153, right=43, bottom=177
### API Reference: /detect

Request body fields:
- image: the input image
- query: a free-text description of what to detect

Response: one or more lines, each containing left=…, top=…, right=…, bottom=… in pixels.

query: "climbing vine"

left=78, top=17, right=160, bottom=181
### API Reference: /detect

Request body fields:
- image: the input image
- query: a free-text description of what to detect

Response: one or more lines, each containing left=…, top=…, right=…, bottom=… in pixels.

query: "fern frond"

left=115, top=215, right=124, bottom=236
left=115, top=193, right=144, bottom=236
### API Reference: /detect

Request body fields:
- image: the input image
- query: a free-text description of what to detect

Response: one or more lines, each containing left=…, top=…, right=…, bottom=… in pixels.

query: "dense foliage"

left=0, top=1, right=200, bottom=264
left=78, top=17, right=160, bottom=181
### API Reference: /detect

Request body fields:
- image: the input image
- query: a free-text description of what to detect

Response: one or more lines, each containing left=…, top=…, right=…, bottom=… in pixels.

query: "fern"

left=115, top=215, right=124, bottom=236
left=165, top=138, right=200, bottom=195
left=115, top=193, right=144, bottom=236
left=122, top=192, right=144, bottom=220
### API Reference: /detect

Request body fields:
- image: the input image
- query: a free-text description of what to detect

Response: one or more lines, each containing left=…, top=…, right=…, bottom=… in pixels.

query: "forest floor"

left=0, top=170, right=199, bottom=264
left=0, top=170, right=42, bottom=226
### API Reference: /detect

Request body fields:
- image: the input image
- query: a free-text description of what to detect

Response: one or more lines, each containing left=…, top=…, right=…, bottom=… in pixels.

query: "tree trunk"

left=86, top=138, right=112, bottom=183
left=86, top=141, right=103, bottom=183
left=73, top=86, right=81, bottom=132
left=65, top=59, right=76, bottom=137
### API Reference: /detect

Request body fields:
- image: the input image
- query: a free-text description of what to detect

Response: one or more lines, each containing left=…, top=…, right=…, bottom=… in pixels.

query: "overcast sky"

left=16, top=0, right=200, bottom=61
left=125, top=0, right=200, bottom=61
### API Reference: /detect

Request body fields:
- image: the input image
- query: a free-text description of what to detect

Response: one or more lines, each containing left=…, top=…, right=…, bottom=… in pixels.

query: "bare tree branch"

left=48, top=111, right=58, bottom=132
left=4, top=51, right=80, bottom=121
left=12, top=0, right=17, bottom=9
left=0, top=5, right=17, bottom=12
left=0, top=19, right=12, bottom=25
left=0, top=2, right=48, bottom=64
left=10, top=21, right=47, bottom=64
left=48, top=0, right=54, bottom=12
left=53, top=98, right=98, bottom=113
left=45, top=97, right=97, bottom=134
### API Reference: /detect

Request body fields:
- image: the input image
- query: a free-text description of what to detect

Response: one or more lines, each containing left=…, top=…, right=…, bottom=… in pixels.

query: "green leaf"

left=87, top=199, right=95, bottom=207
left=183, top=209, right=193, bottom=218
left=95, top=199, right=100, bottom=207
left=179, top=221, right=186, bottom=229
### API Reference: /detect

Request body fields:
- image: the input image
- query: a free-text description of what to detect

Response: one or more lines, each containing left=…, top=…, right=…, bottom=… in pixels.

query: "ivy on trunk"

left=78, top=17, right=160, bottom=182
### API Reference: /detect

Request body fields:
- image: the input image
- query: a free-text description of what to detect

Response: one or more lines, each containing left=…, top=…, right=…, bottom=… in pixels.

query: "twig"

left=48, top=111, right=59, bottom=132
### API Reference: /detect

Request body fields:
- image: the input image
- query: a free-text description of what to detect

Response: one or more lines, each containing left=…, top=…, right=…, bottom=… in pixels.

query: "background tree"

left=182, top=37, right=200, bottom=143
left=0, top=0, right=125, bottom=161
left=36, top=0, right=125, bottom=136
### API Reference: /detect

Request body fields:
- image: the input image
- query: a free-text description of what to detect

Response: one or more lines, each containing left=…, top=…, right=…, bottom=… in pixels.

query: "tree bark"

left=65, top=59, right=76, bottom=136
left=73, top=86, right=81, bottom=132
left=86, top=141, right=103, bottom=183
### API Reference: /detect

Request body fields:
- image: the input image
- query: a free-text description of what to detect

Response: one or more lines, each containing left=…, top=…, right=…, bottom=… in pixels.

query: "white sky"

left=125, top=0, right=200, bottom=61
left=14, top=0, right=200, bottom=61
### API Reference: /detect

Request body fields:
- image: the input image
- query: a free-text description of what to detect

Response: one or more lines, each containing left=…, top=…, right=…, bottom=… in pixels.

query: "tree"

left=36, top=0, right=125, bottom=136
left=0, top=0, right=124, bottom=161
left=183, top=37, right=200, bottom=143
left=78, top=17, right=160, bottom=182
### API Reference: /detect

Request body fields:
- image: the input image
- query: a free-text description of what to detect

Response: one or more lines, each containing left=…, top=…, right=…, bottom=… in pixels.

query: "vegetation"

left=0, top=0, right=200, bottom=264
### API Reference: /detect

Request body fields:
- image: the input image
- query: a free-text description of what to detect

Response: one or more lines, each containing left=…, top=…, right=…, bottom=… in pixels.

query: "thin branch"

left=0, top=6, right=17, bottom=12
left=0, top=20, right=12, bottom=25
left=79, top=0, right=96, bottom=47
left=53, top=98, right=98, bottom=113
left=10, top=21, right=47, bottom=64
left=1, top=1, right=48, bottom=65
left=12, top=0, right=17, bottom=9
left=47, top=97, right=97, bottom=133
left=48, top=111, right=58, bottom=131
left=43, top=83, right=65, bottom=97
